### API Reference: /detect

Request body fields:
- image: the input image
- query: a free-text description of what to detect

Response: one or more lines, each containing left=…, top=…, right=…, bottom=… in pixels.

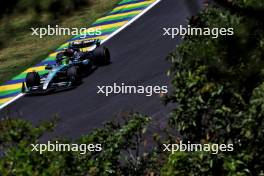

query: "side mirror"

left=45, top=64, right=53, bottom=70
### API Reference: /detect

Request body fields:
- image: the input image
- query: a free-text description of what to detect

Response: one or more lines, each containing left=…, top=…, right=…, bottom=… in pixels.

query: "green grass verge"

left=0, top=0, right=120, bottom=84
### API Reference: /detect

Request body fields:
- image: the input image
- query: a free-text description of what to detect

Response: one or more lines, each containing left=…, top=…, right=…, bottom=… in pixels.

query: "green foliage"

left=0, top=0, right=90, bottom=18
left=161, top=150, right=254, bottom=176
left=76, top=113, right=151, bottom=175
left=230, top=0, right=264, bottom=9
left=180, top=6, right=264, bottom=101
left=162, top=151, right=214, bottom=176
left=165, top=63, right=244, bottom=144
left=0, top=113, right=151, bottom=176
left=161, top=80, right=264, bottom=175
left=0, top=0, right=89, bottom=51
left=162, top=2, right=264, bottom=176
left=162, top=60, right=264, bottom=175
left=0, top=118, right=55, bottom=149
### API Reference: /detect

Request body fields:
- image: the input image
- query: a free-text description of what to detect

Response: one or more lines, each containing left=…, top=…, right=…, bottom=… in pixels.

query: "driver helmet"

left=64, top=48, right=74, bottom=57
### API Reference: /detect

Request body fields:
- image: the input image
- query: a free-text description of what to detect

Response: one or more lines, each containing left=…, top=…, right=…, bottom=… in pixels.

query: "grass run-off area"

left=0, top=0, right=120, bottom=84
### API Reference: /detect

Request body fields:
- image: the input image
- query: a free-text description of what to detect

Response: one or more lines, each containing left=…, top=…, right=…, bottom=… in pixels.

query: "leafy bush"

left=162, top=2, right=264, bottom=175
left=0, top=113, right=151, bottom=175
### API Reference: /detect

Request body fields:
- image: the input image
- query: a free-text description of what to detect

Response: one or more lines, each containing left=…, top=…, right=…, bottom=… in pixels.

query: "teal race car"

left=22, top=39, right=110, bottom=94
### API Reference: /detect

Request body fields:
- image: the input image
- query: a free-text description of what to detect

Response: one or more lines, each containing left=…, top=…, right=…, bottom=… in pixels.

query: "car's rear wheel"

left=67, top=66, right=81, bottom=85
left=26, top=72, right=40, bottom=88
left=93, top=47, right=110, bottom=66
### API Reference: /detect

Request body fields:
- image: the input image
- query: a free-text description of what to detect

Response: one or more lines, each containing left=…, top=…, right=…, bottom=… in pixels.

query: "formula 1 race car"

left=22, top=39, right=110, bottom=94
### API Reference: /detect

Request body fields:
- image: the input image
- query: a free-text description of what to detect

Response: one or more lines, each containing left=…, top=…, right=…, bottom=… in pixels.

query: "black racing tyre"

left=26, top=72, right=40, bottom=88
left=67, top=66, right=81, bottom=85
left=93, top=47, right=110, bottom=66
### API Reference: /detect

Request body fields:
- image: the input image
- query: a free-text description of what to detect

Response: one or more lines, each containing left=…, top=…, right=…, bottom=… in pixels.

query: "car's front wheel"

left=67, top=66, right=81, bottom=85
left=93, top=46, right=110, bottom=66
left=25, top=72, right=40, bottom=88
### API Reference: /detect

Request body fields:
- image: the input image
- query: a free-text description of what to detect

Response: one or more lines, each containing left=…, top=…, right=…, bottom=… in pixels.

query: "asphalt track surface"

left=1, top=0, right=203, bottom=139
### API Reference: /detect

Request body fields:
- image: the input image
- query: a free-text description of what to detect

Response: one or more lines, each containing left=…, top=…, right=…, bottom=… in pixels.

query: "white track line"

left=0, top=93, right=25, bottom=110
left=0, top=0, right=162, bottom=110
left=100, top=0, right=162, bottom=45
